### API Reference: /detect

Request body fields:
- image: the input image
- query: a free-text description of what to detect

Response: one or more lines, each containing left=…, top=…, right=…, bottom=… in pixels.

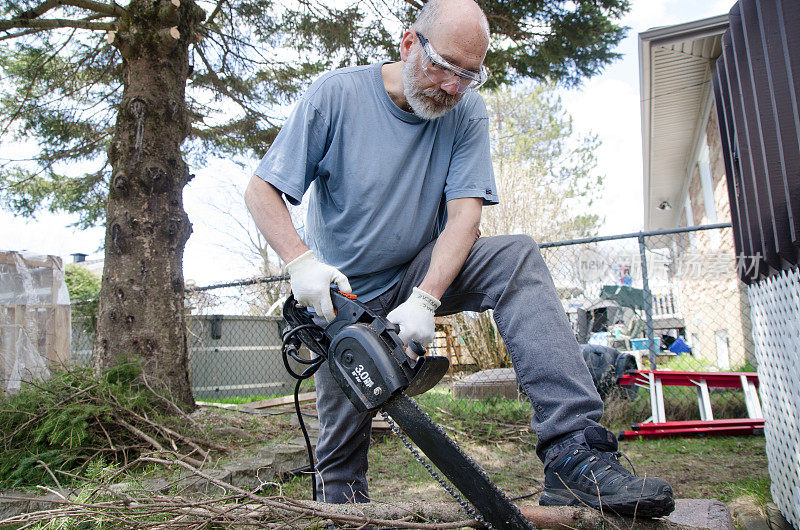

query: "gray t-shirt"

left=255, top=62, right=498, bottom=300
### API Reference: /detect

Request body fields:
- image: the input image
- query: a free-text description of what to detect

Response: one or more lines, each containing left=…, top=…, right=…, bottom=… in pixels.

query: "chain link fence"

left=537, top=223, right=755, bottom=427
left=419, top=223, right=755, bottom=426
left=70, top=223, right=758, bottom=428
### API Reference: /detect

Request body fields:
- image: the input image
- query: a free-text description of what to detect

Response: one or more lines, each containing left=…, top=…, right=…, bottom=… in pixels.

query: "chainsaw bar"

left=382, top=393, right=534, bottom=530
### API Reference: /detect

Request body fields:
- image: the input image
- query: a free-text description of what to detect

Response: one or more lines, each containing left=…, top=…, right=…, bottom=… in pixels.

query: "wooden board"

left=245, top=391, right=317, bottom=409
left=371, top=418, right=391, bottom=431
left=211, top=391, right=393, bottom=432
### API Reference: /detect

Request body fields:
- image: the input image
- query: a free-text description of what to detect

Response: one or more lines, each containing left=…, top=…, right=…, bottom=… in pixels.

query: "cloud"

left=561, top=76, right=644, bottom=235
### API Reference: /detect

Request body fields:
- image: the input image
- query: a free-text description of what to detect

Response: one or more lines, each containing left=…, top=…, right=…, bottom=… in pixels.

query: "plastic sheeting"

left=0, top=250, right=71, bottom=393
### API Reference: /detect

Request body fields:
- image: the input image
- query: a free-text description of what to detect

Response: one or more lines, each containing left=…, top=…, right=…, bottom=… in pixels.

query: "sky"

left=0, top=0, right=737, bottom=287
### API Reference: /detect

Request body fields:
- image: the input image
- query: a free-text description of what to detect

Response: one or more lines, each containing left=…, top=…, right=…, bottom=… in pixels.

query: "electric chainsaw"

left=282, top=289, right=534, bottom=530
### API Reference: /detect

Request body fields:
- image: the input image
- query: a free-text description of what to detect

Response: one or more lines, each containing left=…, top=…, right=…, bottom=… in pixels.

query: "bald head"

left=411, top=0, right=490, bottom=60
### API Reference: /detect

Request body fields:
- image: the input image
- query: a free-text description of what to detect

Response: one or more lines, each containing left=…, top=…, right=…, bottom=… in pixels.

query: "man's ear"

left=399, top=30, right=415, bottom=62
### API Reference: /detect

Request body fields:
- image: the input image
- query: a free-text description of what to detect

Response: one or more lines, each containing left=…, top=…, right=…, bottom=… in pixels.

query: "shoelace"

left=591, top=451, right=641, bottom=488
left=567, top=448, right=641, bottom=489
left=613, top=450, right=638, bottom=476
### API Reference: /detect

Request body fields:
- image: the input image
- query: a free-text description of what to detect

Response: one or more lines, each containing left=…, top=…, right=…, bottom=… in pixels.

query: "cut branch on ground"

left=0, top=364, right=221, bottom=490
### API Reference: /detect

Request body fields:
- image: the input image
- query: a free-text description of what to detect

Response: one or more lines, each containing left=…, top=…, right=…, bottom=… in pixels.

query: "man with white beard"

left=245, top=0, right=674, bottom=517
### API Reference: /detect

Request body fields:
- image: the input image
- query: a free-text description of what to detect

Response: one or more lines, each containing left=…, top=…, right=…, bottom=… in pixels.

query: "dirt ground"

left=194, top=402, right=771, bottom=509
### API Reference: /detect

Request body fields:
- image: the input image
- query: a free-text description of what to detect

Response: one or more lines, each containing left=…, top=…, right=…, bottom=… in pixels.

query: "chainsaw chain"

left=379, top=408, right=490, bottom=528
left=380, top=395, right=533, bottom=529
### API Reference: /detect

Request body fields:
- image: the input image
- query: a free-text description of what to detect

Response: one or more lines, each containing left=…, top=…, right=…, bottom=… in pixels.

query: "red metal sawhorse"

left=617, top=370, right=764, bottom=439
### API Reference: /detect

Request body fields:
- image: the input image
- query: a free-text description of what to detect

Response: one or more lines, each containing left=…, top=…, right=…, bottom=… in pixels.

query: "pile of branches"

left=0, top=455, right=674, bottom=529
left=0, top=363, right=226, bottom=490
left=1, top=456, right=484, bottom=529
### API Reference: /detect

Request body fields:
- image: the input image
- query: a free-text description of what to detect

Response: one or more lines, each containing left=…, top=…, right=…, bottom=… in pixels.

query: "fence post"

left=638, top=234, right=657, bottom=370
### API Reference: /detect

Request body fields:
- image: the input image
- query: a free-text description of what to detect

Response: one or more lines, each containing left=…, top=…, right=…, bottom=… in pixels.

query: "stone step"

left=664, top=499, right=735, bottom=529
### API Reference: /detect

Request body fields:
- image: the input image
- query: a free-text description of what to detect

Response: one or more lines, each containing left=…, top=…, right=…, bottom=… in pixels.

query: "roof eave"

left=639, top=14, right=729, bottom=229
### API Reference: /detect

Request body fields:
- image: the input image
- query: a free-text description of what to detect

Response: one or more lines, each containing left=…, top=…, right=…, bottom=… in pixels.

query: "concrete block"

left=0, top=492, right=61, bottom=522
left=766, top=503, right=794, bottom=530
left=287, top=435, right=319, bottom=448
left=665, top=499, right=735, bottom=530
left=174, top=468, right=233, bottom=494
left=290, top=415, right=320, bottom=432
left=259, top=444, right=309, bottom=477
left=211, top=426, right=258, bottom=441
left=452, top=368, right=520, bottom=399
left=222, top=457, right=276, bottom=490
left=108, top=478, right=173, bottom=494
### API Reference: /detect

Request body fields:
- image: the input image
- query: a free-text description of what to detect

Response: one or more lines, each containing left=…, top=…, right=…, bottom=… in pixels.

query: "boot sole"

left=540, top=489, right=675, bottom=518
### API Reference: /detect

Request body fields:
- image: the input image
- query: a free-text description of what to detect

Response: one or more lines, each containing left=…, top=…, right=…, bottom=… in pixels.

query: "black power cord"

left=280, top=309, right=329, bottom=501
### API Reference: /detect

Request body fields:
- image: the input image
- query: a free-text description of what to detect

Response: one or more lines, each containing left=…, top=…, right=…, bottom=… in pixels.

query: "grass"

left=1, top=368, right=772, bottom=528
left=716, top=477, right=771, bottom=506
left=196, top=381, right=316, bottom=405
left=199, top=394, right=275, bottom=405
left=415, top=385, right=531, bottom=430
left=367, top=421, right=544, bottom=504
left=365, top=412, right=771, bottom=507
left=366, top=385, right=770, bottom=507
left=618, top=435, right=770, bottom=502
left=4, top=382, right=770, bottom=525
left=601, top=386, right=750, bottom=430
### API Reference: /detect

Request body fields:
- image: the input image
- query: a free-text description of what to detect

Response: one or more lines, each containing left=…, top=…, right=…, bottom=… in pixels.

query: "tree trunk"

left=95, top=0, right=205, bottom=409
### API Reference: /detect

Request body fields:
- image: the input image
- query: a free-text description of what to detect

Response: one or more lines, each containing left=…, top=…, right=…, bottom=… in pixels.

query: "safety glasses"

left=415, top=32, right=488, bottom=93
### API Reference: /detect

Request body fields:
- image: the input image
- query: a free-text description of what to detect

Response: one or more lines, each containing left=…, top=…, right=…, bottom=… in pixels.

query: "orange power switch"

left=338, top=291, right=357, bottom=300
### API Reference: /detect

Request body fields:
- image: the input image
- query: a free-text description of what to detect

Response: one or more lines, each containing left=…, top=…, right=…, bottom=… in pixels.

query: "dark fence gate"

left=712, top=1, right=800, bottom=526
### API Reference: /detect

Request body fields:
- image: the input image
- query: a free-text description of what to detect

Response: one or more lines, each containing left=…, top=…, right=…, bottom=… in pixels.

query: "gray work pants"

left=313, top=235, right=605, bottom=503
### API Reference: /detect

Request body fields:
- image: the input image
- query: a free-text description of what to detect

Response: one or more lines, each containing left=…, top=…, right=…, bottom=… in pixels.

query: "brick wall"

left=673, top=98, right=754, bottom=368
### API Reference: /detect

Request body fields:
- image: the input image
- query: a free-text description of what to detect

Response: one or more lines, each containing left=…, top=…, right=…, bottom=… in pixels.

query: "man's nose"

left=440, top=80, right=459, bottom=95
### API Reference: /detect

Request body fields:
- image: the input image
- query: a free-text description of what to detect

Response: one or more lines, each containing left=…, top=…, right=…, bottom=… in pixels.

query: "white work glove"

left=386, top=287, right=441, bottom=350
left=285, top=250, right=351, bottom=322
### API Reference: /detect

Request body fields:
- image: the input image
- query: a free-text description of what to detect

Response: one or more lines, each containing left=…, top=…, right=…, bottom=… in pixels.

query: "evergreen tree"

left=0, top=0, right=630, bottom=408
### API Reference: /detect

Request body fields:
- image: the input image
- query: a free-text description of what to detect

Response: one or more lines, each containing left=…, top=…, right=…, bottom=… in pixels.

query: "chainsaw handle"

left=330, top=289, right=426, bottom=354
left=408, top=340, right=426, bottom=357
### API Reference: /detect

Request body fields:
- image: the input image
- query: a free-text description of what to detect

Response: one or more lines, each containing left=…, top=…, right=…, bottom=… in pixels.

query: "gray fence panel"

left=71, top=314, right=292, bottom=400
left=188, top=315, right=292, bottom=400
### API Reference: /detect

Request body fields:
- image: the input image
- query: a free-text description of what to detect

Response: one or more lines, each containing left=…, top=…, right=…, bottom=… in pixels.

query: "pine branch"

left=0, top=27, right=48, bottom=40
left=13, top=0, right=61, bottom=21
left=139, top=373, right=205, bottom=435
left=13, top=0, right=125, bottom=20
left=204, top=0, right=225, bottom=26
left=0, top=28, right=79, bottom=137
left=61, top=0, right=127, bottom=18
left=2, top=10, right=110, bottom=39
left=200, top=29, right=270, bottom=66
left=0, top=18, right=116, bottom=31
left=193, top=44, right=273, bottom=123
